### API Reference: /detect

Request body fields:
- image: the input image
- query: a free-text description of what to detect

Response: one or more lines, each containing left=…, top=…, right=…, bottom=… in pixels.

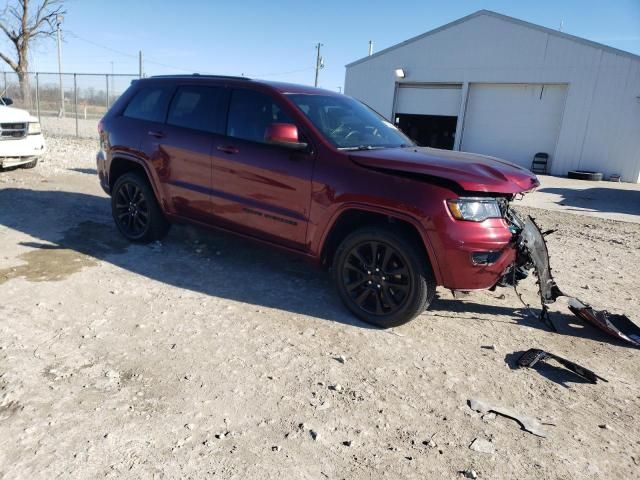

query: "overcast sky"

left=6, top=0, right=640, bottom=92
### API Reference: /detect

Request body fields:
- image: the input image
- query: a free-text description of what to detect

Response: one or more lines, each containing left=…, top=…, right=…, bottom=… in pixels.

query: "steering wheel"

left=344, top=130, right=362, bottom=142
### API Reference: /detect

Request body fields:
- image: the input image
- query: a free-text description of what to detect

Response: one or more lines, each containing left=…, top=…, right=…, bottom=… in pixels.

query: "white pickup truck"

left=0, top=96, right=46, bottom=169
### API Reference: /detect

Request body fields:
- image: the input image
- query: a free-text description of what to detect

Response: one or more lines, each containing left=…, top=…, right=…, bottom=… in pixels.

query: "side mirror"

left=1, top=97, right=13, bottom=106
left=265, top=123, right=308, bottom=150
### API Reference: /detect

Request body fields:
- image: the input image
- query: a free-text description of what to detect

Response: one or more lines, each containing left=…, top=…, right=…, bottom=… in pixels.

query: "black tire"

left=333, top=226, right=436, bottom=328
left=567, top=170, right=603, bottom=181
left=111, top=172, right=170, bottom=243
left=19, top=158, right=38, bottom=169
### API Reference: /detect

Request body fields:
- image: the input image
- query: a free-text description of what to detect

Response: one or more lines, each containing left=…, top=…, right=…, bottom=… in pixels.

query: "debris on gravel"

left=469, top=438, right=495, bottom=454
left=0, top=138, right=638, bottom=479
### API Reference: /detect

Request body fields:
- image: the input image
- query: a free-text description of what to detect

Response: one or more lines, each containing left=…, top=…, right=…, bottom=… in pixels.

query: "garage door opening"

left=395, top=113, right=457, bottom=149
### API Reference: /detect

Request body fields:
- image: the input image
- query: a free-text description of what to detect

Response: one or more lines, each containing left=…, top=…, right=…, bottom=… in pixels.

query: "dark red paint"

left=97, top=76, right=539, bottom=291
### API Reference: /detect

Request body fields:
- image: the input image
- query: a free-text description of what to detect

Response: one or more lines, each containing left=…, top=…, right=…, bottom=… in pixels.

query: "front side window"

left=227, top=89, right=294, bottom=144
left=287, top=94, right=412, bottom=150
left=167, top=86, right=227, bottom=134
left=123, top=85, right=173, bottom=123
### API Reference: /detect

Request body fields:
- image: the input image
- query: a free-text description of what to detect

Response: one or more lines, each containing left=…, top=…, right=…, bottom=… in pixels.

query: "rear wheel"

left=111, top=172, right=169, bottom=243
left=333, top=227, right=436, bottom=328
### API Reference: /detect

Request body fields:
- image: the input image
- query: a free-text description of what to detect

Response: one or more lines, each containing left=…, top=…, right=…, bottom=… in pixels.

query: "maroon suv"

left=97, top=75, right=539, bottom=327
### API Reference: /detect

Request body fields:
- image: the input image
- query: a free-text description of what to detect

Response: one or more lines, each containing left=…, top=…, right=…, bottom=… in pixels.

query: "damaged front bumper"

left=504, top=208, right=640, bottom=347
left=503, top=209, right=563, bottom=304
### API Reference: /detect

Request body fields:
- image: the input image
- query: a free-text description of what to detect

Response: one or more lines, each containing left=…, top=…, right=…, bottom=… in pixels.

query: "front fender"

left=315, top=203, right=443, bottom=285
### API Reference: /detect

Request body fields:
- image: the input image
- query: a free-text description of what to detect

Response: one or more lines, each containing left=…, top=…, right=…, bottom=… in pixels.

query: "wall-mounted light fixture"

left=394, top=68, right=406, bottom=79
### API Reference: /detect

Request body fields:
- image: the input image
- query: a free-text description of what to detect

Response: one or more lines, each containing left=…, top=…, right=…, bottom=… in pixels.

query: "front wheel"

left=111, top=172, right=170, bottom=243
left=333, top=227, right=436, bottom=328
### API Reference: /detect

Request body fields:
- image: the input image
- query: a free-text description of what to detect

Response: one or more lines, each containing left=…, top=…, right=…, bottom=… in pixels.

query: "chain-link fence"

left=1, top=71, right=140, bottom=139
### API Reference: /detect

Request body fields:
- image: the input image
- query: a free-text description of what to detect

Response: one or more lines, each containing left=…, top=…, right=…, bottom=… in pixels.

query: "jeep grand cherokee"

left=96, top=75, right=539, bottom=327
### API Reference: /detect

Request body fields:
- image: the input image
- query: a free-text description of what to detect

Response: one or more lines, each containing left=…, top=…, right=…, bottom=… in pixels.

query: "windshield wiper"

left=338, top=145, right=387, bottom=151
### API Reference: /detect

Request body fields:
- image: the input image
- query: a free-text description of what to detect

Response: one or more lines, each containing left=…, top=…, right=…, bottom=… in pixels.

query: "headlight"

left=28, top=122, right=41, bottom=135
left=447, top=198, right=502, bottom=222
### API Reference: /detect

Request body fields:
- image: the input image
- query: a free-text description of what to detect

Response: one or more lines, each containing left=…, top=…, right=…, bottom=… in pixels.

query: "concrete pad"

left=516, top=175, right=640, bottom=224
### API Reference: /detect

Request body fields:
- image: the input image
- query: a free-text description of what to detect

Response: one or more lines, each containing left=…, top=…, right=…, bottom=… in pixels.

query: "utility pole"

left=139, top=50, right=144, bottom=78
left=368, top=40, right=374, bottom=56
left=56, top=14, right=64, bottom=117
left=314, top=43, right=324, bottom=87
left=110, top=61, right=115, bottom=104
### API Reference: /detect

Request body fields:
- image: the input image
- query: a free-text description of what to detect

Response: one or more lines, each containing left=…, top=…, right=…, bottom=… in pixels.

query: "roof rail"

left=149, top=74, right=251, bottom=81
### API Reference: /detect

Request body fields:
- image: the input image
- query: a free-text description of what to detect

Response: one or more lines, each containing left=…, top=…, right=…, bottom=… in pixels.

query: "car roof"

left=145, top=74, right=340, bottom=96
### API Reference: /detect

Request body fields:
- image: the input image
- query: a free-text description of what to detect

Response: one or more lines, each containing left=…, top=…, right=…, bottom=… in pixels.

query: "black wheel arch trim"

left=320, top=203, right=443, bottom=286
left=108, top=152, right=163, bottom=208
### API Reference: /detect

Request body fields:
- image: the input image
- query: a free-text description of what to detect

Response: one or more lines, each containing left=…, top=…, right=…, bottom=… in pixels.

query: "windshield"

left=286, top=94, right=413, bottom=150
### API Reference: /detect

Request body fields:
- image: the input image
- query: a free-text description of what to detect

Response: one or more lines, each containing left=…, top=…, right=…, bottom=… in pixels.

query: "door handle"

left=217, top=145, right=239, bottom=154
left=148, top=130, right=165, bottom=138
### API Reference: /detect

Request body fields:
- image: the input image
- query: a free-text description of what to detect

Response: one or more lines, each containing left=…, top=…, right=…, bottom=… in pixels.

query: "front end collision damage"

left=517, top=348, right=608, bottom=384
left=504, top=209, right=640, bottom=347
left=568, top=299, right=640, bottom=347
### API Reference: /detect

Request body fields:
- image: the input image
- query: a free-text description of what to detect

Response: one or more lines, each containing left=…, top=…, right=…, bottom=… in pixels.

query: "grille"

left=0, top=122, right=27, bottom=140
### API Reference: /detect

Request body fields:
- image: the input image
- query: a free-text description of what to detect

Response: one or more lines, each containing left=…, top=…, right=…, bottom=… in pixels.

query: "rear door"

left=159, top=84, right=229, bottom=221
left=126, top=83, right=227, bottom=222
left=210, top=88, right=313, bottom=248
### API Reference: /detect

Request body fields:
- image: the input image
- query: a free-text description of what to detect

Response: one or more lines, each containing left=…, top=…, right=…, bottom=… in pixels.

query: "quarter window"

left=167, top=86, right=227, bottom=134
left=227, top=89, right=294, bottom=144
left=123, top=85, right=173, bottom=123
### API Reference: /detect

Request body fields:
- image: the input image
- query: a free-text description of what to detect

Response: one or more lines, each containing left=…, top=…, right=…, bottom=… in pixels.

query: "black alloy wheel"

left=342, top=240, right=411, bottom=316
left=114, top=181, right=150, bottom=239
left=111, top=172, right=170, bottom=243
left=333, top=227, right=436, bottom=328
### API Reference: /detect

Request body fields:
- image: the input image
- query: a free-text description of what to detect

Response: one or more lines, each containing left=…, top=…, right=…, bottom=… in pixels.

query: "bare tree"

left=0, top=0, right=66, bottom=107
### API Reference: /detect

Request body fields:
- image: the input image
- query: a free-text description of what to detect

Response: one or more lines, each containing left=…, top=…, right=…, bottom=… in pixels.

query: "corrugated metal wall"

left=345, top=13, right=640, bottom=182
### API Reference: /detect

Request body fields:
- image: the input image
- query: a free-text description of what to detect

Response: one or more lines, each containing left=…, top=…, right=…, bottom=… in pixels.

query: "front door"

left=210, top=88, right=313, bottom=249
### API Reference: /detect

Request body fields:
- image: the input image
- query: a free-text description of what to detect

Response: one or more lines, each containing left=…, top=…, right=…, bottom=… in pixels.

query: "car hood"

left=349, top=146, right=539, bottom=194
left=0, top=105, right=37, bottom=123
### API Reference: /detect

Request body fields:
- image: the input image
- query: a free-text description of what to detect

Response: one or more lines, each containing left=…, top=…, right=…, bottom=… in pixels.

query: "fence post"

left=74, top=73, right=78, bottom=137
left=105, top=74, right=109, bottom=109
left=35, top=73, right=41, bottom=123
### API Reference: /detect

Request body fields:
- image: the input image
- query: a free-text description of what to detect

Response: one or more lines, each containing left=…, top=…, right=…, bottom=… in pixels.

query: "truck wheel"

left=333, top=226, right=436, bottom=328
left=111, top=172, right=170, bottom=243
left=20, top=158, right=38, bottom=169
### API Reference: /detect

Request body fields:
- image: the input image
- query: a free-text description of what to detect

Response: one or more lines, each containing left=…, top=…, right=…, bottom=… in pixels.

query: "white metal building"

left=344, top=10, right=640, bottom=182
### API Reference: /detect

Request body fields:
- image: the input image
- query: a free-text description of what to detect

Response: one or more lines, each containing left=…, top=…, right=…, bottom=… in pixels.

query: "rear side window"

left=123, top=85, right=173, bottom=122
left=227, top=89, right=294, bottom=144
left=167, top=86, right=228, bottom=134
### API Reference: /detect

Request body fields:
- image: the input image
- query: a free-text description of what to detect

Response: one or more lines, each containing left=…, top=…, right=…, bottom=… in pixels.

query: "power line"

left=66, top=31, right=193, bottom=72
left=65, top=31, right=137, bottom=59
left=64, top=31, right=319, bottom=79
left=247, top=66, right=315, bottom=78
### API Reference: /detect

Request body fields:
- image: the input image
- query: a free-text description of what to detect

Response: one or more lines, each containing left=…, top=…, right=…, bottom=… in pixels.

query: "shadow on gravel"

left=539, top=187, right=640, bottom=217
left=430, top=298, right=636, bottom=349
left=0, top=188, right=371, bottom=329
left=504, top=351, right=591, bottom=388
left=1, top=187, right=634, bottom=340
left=68, top=167, right=98, bottom=175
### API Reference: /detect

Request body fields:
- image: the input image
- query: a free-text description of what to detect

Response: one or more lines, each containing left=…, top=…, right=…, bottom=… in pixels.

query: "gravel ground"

left=1, top=137, right=639, bottom=479
left=40, top=116, right=101, bottom=140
